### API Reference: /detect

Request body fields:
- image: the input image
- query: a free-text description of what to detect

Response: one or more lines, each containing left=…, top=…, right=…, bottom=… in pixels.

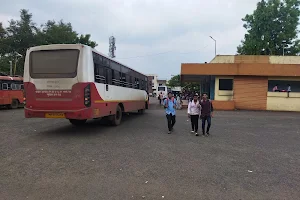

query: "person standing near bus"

left=159, top=92, right=163, bottom=105
left=164, top=92, right=177, bottom=134
left=188, top=94, right=201, bottom=136
left=200, top=92, right=214, bottom=136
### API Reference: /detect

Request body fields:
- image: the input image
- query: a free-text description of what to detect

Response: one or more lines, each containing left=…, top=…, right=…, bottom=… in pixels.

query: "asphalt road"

left=1, top=98, right=300, bottom=200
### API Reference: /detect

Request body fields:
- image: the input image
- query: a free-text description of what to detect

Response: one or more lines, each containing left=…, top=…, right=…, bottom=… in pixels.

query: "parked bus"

left=23, top=44, right=149, bottom=126
left=157, top=86, right=171, bottom=100
left=0, top=75, right=25, bottom=108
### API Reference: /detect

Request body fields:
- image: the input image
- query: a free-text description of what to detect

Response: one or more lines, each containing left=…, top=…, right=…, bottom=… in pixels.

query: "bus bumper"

left=24, top=107, right=93, bottom=119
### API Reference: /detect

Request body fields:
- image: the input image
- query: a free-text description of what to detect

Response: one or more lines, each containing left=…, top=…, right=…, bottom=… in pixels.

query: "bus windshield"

left=29, top=49, right=80, bottom=78
left=158, top=86, right=166, bottom=91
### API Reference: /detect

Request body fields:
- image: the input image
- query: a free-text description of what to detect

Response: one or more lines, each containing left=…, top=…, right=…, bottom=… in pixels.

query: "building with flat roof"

left=146, top=74, right=158, bottom=95
left=157, top=79, right=167, bottom=86
left=181, top=55, right=300, bottom=111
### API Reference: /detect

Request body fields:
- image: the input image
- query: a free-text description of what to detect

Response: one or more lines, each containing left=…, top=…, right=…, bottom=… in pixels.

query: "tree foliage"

left=237, top=0, right=300, bottom=55
left=0, top=9, right=97, bottom=75
left=167, top=75, right=181, bottom=88
left=167, top=74, right=200, bottom=91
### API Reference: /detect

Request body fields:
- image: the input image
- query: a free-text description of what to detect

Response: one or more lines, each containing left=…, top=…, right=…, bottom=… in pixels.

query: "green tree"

left=167, top=75, right=181, bottom=88
left=237, top=0, right=300, bottom=55
left=0, top=9, right=97, bottom=75
left=38, top=20, right=97, bottom=48
left=0, top=9, right=37, bottom=75
left=38, top=20, right=78, bottom=44
left=167, top=74, right=200, bottom=91
left=77, top=34, right=97, bottom=48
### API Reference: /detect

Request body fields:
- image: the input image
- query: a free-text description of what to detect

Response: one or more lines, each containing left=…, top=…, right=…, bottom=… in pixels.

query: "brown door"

left=233, top=76, right=268, bottom=110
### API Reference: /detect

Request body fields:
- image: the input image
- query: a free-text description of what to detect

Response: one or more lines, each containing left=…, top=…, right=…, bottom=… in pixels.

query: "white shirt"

left=187, top=100, right=201, bottom=115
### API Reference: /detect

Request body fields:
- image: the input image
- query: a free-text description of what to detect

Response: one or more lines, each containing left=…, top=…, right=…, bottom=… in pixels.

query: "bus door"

left=103, top=67, right=112, bottom=100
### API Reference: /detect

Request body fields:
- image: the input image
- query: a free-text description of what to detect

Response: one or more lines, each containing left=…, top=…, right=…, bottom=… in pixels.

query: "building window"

left=219, top=79, right=233, bottom=90
left=268, top=80, right=300, bottom=92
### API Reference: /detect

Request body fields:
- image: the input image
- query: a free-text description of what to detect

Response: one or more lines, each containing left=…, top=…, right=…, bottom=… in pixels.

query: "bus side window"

left=21, top=84, right=24, bottom=90
left=93, top=52, right=106, bottom=84
left=2, top=83, right=8, bottom=90
left=136, top=78, right=140, bottom=89
left=111, top=69, right=115, bottom=85
left=121, top=73, right=126, bottom=87
left=106, top=68, right=112, bottom=85
left=114, top=71, right=120, bottom=86
left=129, top=76, right=132, bottom=88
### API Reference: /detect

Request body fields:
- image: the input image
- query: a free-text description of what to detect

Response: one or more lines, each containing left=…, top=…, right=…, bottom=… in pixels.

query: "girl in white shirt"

left=187, top=94, right=201, bottom=136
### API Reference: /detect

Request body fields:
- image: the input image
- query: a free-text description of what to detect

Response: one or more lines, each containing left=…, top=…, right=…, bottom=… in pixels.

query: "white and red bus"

left=23, top=44, right=149, bottom=125
left=0, top=75, right=25, bottom=108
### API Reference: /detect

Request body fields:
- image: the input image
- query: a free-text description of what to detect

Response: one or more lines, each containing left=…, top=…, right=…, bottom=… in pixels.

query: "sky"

left=0, top=0, right=260, bottom=80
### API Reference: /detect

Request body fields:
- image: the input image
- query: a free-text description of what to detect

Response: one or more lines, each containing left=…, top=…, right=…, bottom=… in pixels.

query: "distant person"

left=200, top=93, right=214, bottom=136
left=164, top=92, right=177, bottom=134
left=188, top=94, right=201, bottom=136
left=176, top=95, right=182, bottom=109
left=159, top=92, right=163, bottom=105
left=272, top=84, right=279, bottom=92
left=287, top=84, right=291, bottom=97
left=287, top=84, right=291, bottom=92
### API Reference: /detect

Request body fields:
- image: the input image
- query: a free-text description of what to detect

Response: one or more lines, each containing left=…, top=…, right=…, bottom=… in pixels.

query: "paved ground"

left=1, top=98, right=300, bottom=200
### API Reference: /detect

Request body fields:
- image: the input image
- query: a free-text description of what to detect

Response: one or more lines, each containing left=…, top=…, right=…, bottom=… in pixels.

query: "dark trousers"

left=201, top=115, right=211, bottom=134
left=190, top=115, right=199, bottom=132
left=166, top=114, right=176, bottom=131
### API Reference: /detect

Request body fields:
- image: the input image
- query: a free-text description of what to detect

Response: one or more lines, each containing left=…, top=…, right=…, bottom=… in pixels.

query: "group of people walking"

left=163, top=92, right=213, bottom=136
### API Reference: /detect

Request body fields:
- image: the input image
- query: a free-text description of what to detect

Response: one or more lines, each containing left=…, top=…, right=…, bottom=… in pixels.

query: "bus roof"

left=0, top=76, right=23, bottom=81
left=28, top=44, right=148, bottom=78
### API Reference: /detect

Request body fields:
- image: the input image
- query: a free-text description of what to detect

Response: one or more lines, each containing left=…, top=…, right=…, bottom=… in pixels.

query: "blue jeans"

left=201, top=115, right=211, bottom=134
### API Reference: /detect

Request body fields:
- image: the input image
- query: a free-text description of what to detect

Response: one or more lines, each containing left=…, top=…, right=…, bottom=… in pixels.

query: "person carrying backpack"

left=200, top=92, right=214, bottom=136
left=164, top=92, right=177, bottom=134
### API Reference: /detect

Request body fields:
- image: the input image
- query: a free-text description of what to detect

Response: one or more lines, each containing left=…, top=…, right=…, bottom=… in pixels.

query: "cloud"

left=0, top=0, right=260, bottom=79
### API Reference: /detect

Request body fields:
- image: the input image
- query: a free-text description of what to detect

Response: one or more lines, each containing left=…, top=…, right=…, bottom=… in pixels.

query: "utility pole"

left=9, top=61, right=12, bottom=76
left=282, top=40, right=286, bottom=56
left=109, top=36, right=116, bottom=58
left=209, top=36, right=216, bottom=56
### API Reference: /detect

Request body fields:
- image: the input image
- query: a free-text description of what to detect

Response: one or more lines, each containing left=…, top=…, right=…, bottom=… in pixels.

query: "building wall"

left=267, top=92, right=300, bottom=111
left=210, top=55, right=300, bottom=64
left=182, top=55, right=300, bottom=111
left=214, top=76, right=233, bottom=101
left=147, top=76, right=154, bottom=94
left=209, top=76, right=215, bottom=100
left=147, top=74, right=158, bottom=95
left=233, top=76, right=268, bottom=110
left=157, top=80, right=167, bottom=86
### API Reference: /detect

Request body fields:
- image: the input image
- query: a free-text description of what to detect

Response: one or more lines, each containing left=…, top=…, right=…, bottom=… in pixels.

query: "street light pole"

left=282, top=40, right=286, bottom=56
left=209, top=36, right=216, bottom=56
left=9, top=61, right=12, bottom=76
left=14, top=52, right=23, bottom=76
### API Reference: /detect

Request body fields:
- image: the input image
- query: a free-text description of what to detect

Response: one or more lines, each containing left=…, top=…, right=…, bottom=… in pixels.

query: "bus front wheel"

left=69, top=119, right=87, bottom=126
left=110, top=105, right=122, bottom=126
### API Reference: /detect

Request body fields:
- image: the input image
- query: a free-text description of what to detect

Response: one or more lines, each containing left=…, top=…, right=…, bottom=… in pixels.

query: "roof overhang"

left=181, top=63, right=300, bottom=78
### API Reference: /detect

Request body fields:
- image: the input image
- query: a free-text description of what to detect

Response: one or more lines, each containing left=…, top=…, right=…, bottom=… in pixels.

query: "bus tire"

left=138, top=109, right=145, bottom=114
left=111, top=105, right=122, bottom=126
left=10, top=99, right=19, bottom=109
left=69, top=119, right=87, bottom=126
